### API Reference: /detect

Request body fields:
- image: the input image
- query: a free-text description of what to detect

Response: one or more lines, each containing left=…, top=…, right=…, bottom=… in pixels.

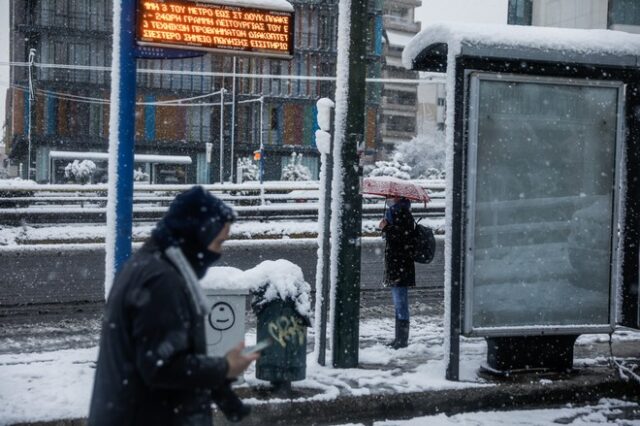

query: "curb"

left=11, top=368, right=639, bottom=426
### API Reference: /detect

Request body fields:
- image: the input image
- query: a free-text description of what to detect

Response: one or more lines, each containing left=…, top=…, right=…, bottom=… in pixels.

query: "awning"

left=386, top=30, right=416, bottom=48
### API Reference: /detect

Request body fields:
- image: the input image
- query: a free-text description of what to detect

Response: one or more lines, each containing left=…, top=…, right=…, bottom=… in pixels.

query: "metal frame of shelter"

left=406, top=31, right=640, bottom=381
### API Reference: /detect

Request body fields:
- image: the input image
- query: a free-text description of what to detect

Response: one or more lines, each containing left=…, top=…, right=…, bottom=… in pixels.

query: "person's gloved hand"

left=212, top=380, right=251, bottom=423
left=225, top=342, right=259, bottom=379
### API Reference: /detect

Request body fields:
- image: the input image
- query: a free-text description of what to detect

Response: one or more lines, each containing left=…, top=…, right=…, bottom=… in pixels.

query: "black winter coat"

left=382, top=201, right=416, bottom=287
left=88, top=240, right=228, bottom=426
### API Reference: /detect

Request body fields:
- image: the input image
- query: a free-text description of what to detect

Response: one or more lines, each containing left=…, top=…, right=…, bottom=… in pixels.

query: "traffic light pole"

left=331, top=0, right=367, bottom=368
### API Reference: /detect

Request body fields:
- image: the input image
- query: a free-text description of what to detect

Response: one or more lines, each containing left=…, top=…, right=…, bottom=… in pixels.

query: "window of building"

left=383, top=89, right=416, bottom=106
left=386, top=115, right=415, bottom=133
left=609, top=0, right=640, bottom=26
left=384, top=6, right=409, bottom=19
left=89, top=103, right=104, bottom=137
left=186, top=107, right=212, bottom=143
left=507, top=0, right=533, bottom=25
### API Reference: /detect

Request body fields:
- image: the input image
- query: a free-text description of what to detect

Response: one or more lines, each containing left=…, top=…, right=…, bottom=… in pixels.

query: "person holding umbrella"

left=378, top=196, right=415, bottom=349
left=363, top=177, right=430, bottom=350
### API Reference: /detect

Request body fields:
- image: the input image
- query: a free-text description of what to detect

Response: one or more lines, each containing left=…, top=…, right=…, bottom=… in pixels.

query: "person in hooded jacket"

left=379, top=197, right=415, bottom=349
left=89, top=186, right=258, bottom=426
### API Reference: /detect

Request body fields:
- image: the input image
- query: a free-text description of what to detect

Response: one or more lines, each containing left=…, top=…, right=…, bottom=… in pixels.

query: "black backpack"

left=412, top=220, right=436, bottom=264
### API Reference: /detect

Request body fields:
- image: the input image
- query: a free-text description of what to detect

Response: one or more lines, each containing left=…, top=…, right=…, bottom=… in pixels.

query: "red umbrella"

left=362, top=177, right=431, bottom=203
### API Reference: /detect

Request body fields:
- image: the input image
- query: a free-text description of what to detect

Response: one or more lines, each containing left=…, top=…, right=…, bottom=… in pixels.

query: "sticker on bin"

left=208, top=302, right=236, bottom=331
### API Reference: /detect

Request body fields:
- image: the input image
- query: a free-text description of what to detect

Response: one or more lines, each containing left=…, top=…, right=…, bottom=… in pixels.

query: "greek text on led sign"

left=137, top=0, right=294, bottom=58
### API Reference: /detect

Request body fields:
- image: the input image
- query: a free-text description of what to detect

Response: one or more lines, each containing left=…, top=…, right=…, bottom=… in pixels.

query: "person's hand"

left=225, top=342, right=259, bottom=379
left=378, top=218, right=388, bottom=230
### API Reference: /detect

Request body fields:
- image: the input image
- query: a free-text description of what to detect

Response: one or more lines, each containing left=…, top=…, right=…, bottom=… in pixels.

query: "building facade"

left=5, top=0, right=384, bottom=183
left=379, top=0, right=421, bottom=154
left=508, top=0, right=640, bottom=34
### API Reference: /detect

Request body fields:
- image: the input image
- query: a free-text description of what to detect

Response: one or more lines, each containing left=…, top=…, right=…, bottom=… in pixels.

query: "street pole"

left=105, top=0, right=137, bottom=296
left=331, top=0, right=367, bottom=368
left=219, top=81, right=225, bottom=183
left=230, top=57, right=237, bottom=181
left=259, top=96, right=265, bottom=205
left=315, top=98, right=334, bottom=366
left=27, top=49, right=36, bottom=180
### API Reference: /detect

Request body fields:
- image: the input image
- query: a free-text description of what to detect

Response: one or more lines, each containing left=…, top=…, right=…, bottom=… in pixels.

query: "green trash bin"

left=254, top=298, right=308, bottom=387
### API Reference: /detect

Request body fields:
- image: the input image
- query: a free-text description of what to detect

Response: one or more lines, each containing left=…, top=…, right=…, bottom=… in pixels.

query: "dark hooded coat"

left=382, top=198, right=416, bottom=287
left=89, top=186, right=235, bottom=426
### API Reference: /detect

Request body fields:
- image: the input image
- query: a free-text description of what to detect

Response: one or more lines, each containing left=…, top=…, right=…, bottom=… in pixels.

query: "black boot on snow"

left=386, top=318, right=399, bottom=348
left=391, top=320, right=409, bottom=349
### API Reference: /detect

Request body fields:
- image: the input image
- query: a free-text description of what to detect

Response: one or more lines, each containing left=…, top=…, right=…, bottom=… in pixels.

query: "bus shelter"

left=49, top=151, right=192, bottom=184
left=403, top=23, right=640, bottom=379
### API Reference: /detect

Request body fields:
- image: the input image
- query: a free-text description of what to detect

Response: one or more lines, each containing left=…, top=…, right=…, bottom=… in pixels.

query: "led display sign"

left=137, top=0, right=294, bottom=58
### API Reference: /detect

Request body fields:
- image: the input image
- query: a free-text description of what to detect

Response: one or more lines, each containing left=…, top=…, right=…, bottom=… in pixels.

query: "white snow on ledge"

left=199, top=0, right=293, bottom=12
left=402, top=22, right=640, bottom=70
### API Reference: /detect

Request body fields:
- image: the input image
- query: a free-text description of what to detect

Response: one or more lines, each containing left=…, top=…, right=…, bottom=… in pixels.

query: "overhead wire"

left=0, top=60, right=446, bottom=84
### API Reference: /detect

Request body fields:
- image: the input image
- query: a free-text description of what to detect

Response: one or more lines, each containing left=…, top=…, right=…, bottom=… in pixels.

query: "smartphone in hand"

left=241, top=338, right=272, bottom=356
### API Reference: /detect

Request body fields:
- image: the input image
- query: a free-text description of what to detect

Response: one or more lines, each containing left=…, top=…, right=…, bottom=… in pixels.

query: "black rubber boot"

left=386, top=318, right=399, bottom=348
left=392, top=320, right=409, bottom=349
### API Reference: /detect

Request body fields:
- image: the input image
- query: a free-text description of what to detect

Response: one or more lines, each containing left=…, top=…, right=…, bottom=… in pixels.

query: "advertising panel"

left=463, top=73, right=624, bottom=336
left=137, top=0, right=294, bottom=58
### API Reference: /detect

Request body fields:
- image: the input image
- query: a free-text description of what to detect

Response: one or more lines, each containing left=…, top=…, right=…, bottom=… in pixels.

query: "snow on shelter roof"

left=402, top=22, right=640, bottom=72
left=198, top=0, right=293, bottom=12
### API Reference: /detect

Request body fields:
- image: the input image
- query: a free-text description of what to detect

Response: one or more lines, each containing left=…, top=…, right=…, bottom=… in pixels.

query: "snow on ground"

left=364, top=398, right=640, bottom=425
left=0, top=311, right=481, bottom=424
left=2, top=304, right=637, bottom=424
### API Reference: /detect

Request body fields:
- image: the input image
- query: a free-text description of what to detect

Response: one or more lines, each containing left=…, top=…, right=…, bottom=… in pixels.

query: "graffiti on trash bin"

left=268, top=316, right=305, bottom=348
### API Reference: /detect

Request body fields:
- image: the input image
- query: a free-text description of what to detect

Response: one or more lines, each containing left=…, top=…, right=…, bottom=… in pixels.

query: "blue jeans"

left=391, top=287, right=409, bottom=321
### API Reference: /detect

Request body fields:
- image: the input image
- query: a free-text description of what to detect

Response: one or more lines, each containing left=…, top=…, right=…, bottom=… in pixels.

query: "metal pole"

left=105, top=0, right=137, bottom=296
left=219, top=81, right=224, bottom=183
left=331, top=0, right=367, bottom=368
left=27, top=49, right=36, bottom=180
left=230, top=57, right=236, bottom=181
left=259, top=97, right=265, bottom=205
left=317, top=148, right=333, bottom=366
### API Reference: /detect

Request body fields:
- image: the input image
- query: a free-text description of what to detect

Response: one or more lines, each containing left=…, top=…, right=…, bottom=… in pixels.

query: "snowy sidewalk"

left=1, top=300, right=639, bottom=425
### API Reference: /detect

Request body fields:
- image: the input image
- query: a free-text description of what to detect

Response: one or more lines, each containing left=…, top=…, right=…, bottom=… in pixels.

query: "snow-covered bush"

left=364, top=158, right=412, bottom=180
left=64, top=160, right=96, bottom=184
left=133, top=168, right=149, bottom=182
left=237, top=157, right=259, bottom=182
left=393, top=126, right=445, bottom=179
left=281, top=152, right=312, bottom=181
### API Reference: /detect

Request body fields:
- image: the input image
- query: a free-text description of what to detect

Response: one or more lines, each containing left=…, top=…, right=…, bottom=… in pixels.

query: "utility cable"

left=608, top=331, right=640, bottom=384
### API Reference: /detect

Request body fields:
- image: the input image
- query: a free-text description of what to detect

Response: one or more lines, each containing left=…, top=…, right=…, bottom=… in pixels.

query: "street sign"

left=136, top=0, right=295, bottom=59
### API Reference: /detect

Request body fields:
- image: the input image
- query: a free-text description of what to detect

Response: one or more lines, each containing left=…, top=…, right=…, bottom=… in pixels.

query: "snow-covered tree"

left=281, top=153, right=312, bottom=181
left=364, top=158, right=412, bottom=180
left=237, top=157, right=259, bottom=182
left=393, top=124, right=446, bottom=179
left=133, top=168, right=149, bottom=182
left=64, top=160, right=96, bottom=184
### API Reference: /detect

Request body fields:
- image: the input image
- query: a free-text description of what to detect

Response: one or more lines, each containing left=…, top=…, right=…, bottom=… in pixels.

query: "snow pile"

left=201, top=0, right=293, bottom=12
left=316, top=98, right=335, bottom=131
left=315, top=130, right=331, bottom=155
left=403, top=22, right=640, bottom=70
left=373, top=398, right=639, bottom=425
left=201, top=259, right=312, bottom=321
left=365, top=158, right=412, bottom=180
left=0, top=178, right=38, bottom=187
left=281, top=153, right=312, bottom=181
